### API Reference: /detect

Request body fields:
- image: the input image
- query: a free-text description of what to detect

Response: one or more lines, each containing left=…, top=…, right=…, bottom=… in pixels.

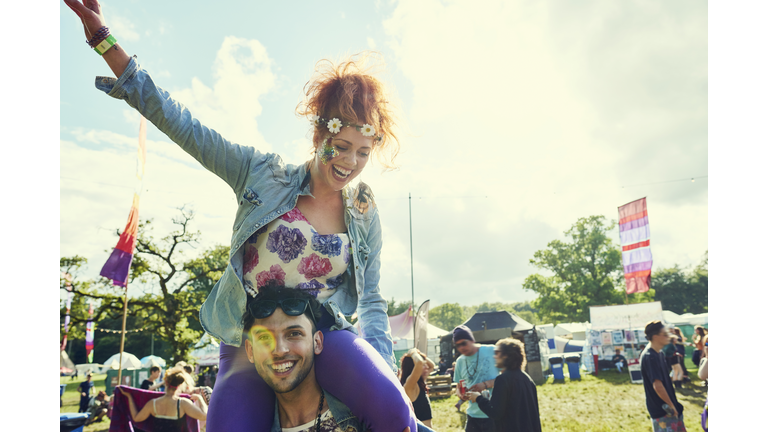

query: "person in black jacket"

left=466, top=337, right=542, bottom=432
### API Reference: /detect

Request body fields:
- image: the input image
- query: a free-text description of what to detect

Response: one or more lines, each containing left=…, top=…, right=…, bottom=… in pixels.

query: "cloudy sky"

left=59, top=0, right=708, bottom=309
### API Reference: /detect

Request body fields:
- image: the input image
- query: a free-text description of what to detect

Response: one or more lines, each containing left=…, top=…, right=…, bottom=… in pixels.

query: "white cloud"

left=109, top=14, right=140, bottom=42
left=167, top=36, right=277, bottom=152
left=367, top=37, right=377, bottom=50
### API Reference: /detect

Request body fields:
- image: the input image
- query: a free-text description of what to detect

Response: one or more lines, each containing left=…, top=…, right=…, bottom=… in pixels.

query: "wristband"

left=94, top=35, right=117, bottom=55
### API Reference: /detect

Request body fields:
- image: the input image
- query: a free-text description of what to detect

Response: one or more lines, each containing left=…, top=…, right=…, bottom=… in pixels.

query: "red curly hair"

left=296, top=52, right=401, bottom=170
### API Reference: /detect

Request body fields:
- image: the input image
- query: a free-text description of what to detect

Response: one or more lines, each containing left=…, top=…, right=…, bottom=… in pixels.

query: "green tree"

left=63, top=208, right=229, bottom=363
left=652, top=251, right=708, bottom=314
left=387, top=298, right=412, bottom=317
left=429, top=303, right=466, bottom=331
left=522, top=215, right=624, bottom=324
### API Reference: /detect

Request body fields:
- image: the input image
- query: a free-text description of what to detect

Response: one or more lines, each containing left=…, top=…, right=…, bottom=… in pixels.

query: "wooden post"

left=117, top=285, right=129, bottom=386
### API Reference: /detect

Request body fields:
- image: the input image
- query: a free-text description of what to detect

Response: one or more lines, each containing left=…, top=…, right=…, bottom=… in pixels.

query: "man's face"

left=455, top=339, right=474, bottom=356
left=151, top=370, right=160, bottom=380
left=652, top=328, right=671, bottom=346
left=244, top=308, right=323, bottom=394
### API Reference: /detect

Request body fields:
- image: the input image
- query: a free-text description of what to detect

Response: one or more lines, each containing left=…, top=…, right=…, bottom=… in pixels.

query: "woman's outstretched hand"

left=63, top=0, right=107, bottom=41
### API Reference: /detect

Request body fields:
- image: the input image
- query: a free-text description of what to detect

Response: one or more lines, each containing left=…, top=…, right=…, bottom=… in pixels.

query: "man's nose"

left=272, top=337, right=290, bottom=354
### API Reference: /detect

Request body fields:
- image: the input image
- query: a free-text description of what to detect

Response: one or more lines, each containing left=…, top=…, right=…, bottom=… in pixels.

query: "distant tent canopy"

left=462, top=311, right=534, bottom=343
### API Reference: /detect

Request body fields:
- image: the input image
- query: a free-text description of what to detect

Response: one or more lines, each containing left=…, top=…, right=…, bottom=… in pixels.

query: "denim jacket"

left=95, top=56, right=396, bottom=371
left=271, top=389, right=363, bottom=432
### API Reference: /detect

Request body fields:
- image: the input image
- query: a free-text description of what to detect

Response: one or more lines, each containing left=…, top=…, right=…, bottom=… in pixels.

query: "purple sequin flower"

left=297, top=279, right=324, bottom=297
left=266, top=225, right=307, bottom=263
left=326, top=273, right=344, bottom=289
left=311, top=229, right=343, bottom=257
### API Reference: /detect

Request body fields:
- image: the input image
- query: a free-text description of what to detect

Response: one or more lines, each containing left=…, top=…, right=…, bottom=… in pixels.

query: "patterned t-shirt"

left=242, top=207, right=350, bottom=301
left=281, top=409, right=343, bottom=432
left=454, top=345, right=502, bottom=419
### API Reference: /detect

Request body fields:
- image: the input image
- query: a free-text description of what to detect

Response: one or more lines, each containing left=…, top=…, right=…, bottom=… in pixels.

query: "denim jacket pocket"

left=234, top=187, right=263, bottom=231
left=324, top=301, right=358, bottom=334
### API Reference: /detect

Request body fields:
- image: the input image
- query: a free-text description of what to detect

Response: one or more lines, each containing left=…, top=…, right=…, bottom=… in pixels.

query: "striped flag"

left=618, top=198, right=652, bottom=294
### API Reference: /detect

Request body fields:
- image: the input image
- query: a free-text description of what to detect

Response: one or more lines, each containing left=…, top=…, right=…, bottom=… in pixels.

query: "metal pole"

left=409, top=193, right=415, bottom=346
left=117, top=286, right=129, bottom=386
left=151, top=333, right=154, bottom=356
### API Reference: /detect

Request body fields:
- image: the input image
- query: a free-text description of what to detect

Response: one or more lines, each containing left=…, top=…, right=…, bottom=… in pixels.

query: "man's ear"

left=244, top=337, right=255, bottom=364
left=313, top=330, right=324, bottom=355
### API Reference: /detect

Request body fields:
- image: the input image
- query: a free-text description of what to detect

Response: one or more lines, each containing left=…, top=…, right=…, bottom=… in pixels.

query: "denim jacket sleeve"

left=355, top=210, right=397, bottom=372
left=94, top=56, right=268, bottom=194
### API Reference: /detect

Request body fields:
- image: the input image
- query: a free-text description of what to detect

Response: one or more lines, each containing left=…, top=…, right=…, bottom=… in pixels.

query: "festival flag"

left=414, top=300, right=430, bottom=354
left=85, top=302, right=95, bottom=363
left=618, top=198, right=652, bottom=294
left=100, top=116, right=147, bottom=287
left=100, top=193, right=140, bottom=287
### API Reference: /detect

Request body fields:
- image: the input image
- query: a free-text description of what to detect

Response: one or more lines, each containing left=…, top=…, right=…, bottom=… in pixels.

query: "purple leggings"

left=206, top=328, right=417, bottom=432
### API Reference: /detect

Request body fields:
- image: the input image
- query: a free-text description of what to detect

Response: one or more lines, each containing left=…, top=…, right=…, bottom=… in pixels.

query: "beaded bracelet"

left=86, top=26, right=109, bottom=48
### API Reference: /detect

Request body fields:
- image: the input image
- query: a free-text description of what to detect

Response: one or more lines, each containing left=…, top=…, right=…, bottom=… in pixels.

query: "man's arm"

left=652, top=380, right=678, bottom=417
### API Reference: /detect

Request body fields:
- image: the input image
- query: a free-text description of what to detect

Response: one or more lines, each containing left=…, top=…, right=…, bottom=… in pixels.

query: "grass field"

left=61, top=365, right=707, bottom=432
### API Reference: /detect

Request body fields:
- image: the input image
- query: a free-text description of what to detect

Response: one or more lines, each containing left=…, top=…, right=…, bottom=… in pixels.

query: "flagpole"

left=117, top=285, right=129, bottom=385
left=409, top=193, right=415, bottom=345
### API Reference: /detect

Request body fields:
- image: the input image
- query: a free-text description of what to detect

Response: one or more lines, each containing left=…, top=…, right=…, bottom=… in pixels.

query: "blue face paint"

left=319, top=137, right=339, bottom=165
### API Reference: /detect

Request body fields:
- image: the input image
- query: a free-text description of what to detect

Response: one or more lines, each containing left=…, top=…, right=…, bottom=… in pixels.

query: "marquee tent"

left=462, top=311, right=534, bottom=343
left=189, top=333, right=220, bottom=366
left=140, top=355, right=167, bottom=368
left=103, top=352, right=142, bottom=370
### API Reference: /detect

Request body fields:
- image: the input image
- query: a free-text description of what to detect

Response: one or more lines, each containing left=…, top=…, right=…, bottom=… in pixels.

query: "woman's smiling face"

left=314, top=126, right=373, bottom=190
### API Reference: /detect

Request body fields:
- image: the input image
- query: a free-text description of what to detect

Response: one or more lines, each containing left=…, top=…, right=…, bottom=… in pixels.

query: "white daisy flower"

left=310, top=114, right=320, bottom=125
left=361, top=124, right=375, bottom=137
left=328, top=118, right=342, bottom=134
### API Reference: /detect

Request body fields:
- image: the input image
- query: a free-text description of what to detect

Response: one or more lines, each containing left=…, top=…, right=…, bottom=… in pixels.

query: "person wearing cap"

left=452, top=325, right=502, bottom=432
left=77, top=372, right=95, bottom=413
left=640, top=320, right=686, bottom=432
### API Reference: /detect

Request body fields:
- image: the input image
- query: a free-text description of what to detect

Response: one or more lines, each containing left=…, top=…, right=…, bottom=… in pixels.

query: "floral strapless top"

left=242, top=207, right=350, bottom=301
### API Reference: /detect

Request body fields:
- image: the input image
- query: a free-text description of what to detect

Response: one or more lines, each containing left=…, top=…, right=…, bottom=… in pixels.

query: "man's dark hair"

left=150, top=366, right=160, bottom=374
left=241, top=282, right=323, bottom=337
left=644, top=320, right=665, bottom=341
left=496, top=337, right=526, bottom=371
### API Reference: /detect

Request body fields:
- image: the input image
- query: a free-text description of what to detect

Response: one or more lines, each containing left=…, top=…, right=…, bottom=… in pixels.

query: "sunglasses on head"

left=248, top=298, right=317, bottom=324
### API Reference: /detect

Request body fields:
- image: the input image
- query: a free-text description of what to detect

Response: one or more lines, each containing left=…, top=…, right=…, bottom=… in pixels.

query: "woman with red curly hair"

left=64, top=1, right=421, bottom=431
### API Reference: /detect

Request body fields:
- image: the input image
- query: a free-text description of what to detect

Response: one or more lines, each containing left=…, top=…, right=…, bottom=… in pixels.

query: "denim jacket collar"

left=271, top=388, right=363, bottom=432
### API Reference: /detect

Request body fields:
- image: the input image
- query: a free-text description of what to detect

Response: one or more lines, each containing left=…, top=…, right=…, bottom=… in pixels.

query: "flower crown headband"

left=310, top=114, right=383, bottom=141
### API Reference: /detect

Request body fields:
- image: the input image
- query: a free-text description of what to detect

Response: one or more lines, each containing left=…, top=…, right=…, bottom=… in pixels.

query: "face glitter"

left=319, top=137, right=339, bottom=165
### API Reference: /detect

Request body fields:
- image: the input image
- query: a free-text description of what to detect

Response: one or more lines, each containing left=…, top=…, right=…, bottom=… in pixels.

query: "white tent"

left=538, top=324, right=555, bottom=340
left=60, top=350, right=76, bottom=375
left=554, top=322, right=588, bottom=340
left=189, top=334, right=220, bottom=366
left=140, top=355, right=167, bottom=369
left=75, top=363, right=104, bottom=375
left=103, top=352, right=143, bottom=370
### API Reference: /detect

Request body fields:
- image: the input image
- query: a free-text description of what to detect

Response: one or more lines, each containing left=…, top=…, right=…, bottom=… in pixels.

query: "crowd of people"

left=62, top=1, right=706, bottom=430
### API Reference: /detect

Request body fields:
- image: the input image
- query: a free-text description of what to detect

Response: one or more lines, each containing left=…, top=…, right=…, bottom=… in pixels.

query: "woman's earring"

left=320, top=137, right=339, bottom=165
